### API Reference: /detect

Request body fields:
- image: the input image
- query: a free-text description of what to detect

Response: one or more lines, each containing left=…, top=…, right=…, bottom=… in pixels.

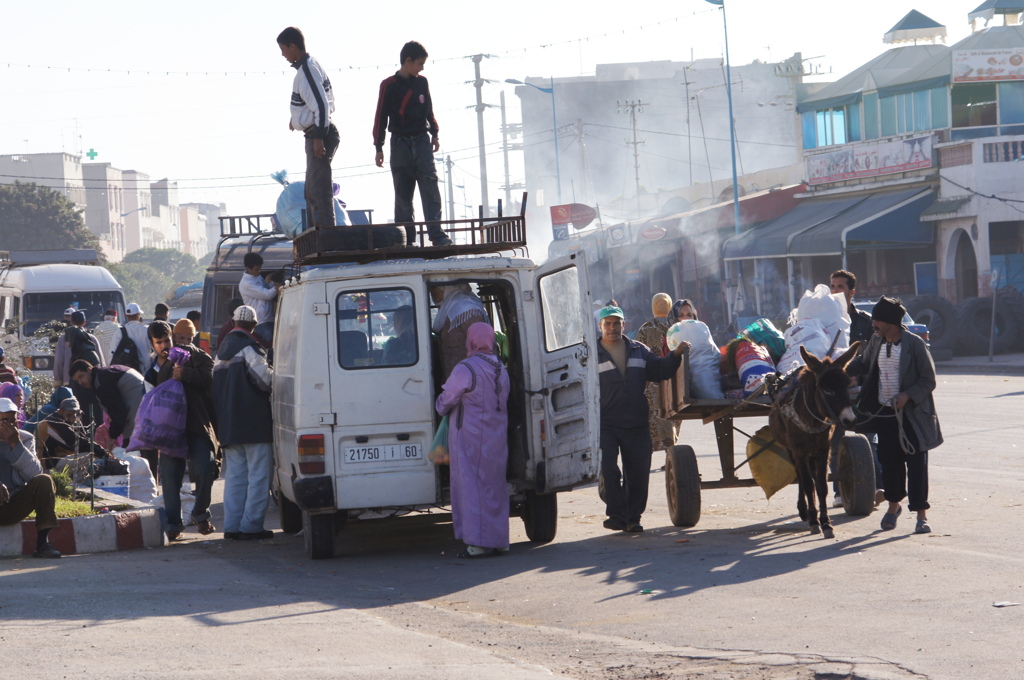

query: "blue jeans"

left=390, top=133, right=445, bottom=243
left=160, top=432, right=216, bottom=529
left=222, top=442, right=274, bottom=534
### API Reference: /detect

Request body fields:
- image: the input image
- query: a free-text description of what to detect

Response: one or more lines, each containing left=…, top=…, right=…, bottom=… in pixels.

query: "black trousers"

left=390, top=133, right=445, bottom=243
left=876, top=406, right=930, bottom=512
left=304, top=124, right=340, bottom=229
left=600, top=426, right=653, bottom=525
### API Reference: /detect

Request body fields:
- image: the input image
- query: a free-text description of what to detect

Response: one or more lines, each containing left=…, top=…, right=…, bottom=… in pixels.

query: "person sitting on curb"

left=0, top=397, right=61, bottom=558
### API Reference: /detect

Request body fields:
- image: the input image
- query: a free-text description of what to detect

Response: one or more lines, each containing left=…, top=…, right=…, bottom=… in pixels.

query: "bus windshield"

left=22, top=292, right=126, bottom=335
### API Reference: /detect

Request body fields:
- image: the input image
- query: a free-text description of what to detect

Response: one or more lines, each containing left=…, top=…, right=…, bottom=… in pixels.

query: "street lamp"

left=506, top=77, right=562, bottom=204
left=706, top=0, right=741, bottom=237
left=120, top=206, right=148, bottom=218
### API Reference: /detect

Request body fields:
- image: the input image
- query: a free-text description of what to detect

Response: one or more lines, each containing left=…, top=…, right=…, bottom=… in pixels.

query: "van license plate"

left=345, top=444, right=422, bottom=463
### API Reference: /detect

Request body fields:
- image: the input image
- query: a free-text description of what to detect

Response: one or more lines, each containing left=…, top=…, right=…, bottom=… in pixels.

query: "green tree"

left=0, top=182, right=103, bottom=259
left=106, top=262, right=174, bottom=316
left=122, top=247, right=203, bottom=283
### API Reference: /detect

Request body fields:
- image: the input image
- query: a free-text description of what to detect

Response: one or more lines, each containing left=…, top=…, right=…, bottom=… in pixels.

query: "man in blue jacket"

left=212, top=306, right=275, bottom=541
left=597, top=306, right=687, bottom=533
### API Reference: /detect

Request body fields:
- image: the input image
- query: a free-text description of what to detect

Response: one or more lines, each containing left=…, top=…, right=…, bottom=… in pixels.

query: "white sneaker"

left=832, top=494, right=843, bottom=508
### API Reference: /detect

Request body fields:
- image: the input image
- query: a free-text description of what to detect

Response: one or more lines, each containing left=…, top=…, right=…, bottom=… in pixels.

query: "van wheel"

left=303, top=511, right=335, bottom=560
left=279, top=493, right=303, bottom=534
left=522, top=490, right=557, bottom=543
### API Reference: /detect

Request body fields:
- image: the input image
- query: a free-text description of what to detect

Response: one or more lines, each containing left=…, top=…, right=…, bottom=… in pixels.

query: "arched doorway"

left=954, top=229, right=978, bottom=299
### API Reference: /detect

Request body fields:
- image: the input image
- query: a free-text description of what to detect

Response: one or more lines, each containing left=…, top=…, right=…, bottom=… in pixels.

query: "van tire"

left=303, top=511, right=335, bottom=560
left=522, top=490, right=557, bottom=543
left=319, top=225, right=405, bottom=251
left=279, top=493, right=303, bottom=534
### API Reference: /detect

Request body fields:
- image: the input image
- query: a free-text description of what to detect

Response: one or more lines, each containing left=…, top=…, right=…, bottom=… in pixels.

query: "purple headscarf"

left=0, top=383, right=25, bottom=426
left=465, top=322, right=496, bottom=358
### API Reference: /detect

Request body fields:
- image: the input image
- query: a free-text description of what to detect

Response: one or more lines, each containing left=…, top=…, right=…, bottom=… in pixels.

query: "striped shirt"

left=877, top=342, right=901, bottom=406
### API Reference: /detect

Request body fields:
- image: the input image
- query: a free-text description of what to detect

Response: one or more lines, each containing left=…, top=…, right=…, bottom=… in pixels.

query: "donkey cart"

left=658, top=356, right=877, bottom=528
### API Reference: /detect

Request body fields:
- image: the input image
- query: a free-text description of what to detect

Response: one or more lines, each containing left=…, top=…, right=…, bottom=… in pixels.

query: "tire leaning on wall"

left=954, top=296, right=1018, bottom=356
left=904, top=294, right=957, bottom=352
left=996, top=286, right=1024, bottom=352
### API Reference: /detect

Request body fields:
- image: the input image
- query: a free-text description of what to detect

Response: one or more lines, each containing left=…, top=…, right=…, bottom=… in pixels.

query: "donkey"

left=768, top=343, right=860, bottom=539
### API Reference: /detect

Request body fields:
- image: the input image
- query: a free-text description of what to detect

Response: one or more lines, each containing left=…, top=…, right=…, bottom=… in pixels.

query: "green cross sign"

left=85, top=148, right=98, bottom=160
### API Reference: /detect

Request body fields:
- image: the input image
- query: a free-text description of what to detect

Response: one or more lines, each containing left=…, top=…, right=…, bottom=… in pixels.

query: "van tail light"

left=298, top=434, right=326, bottom=475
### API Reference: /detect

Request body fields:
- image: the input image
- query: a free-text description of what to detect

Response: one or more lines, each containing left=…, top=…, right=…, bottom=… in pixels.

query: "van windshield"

left=22, top=292, right=126, bottom=335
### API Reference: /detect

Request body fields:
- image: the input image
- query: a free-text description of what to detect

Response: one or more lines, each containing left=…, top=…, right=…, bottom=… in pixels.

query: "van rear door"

left=527, top=252, right=600, bottom=491
left=323, top=277, right=437, bottom=509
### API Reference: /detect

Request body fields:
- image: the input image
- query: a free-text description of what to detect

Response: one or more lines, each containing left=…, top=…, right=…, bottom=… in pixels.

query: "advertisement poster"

left=953, top=48, right=1024, bottom=82
left=806, top=135, right=933, bottom=185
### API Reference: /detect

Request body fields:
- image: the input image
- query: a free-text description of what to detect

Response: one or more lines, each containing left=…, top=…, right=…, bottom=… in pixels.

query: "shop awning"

left=722, top=188, right=934, bottom=261
left=792, top=189, right=934, bottom=255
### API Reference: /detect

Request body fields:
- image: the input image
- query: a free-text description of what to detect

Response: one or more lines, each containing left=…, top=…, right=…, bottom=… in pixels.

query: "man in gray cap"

left=846, top=296, right=942, bottom=535
left=596, top=305, right=688, bottom=533
left=0, top=397, right=61, bottom=558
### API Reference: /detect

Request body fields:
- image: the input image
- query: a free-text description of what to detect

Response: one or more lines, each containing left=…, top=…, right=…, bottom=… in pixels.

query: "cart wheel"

left=666, top=445, right=701, bottom=527
left=522, top=490, right=558, bottom=543
left=279, top=492, right=303, bottom=534
left=838, top=434, right=875, bottom=516
left=303, top=511, right=336, bottom=560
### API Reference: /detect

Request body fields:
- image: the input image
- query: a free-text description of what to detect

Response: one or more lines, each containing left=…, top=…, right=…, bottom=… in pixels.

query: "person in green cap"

left=596, top=305, right=688, bottom=533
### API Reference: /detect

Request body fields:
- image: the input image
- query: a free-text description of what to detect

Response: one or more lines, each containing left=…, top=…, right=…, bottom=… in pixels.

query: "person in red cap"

left=846, top=296, right=942, bottom=535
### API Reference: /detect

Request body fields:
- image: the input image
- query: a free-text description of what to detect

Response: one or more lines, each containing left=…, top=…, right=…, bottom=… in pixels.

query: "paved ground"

left=1, top=372, right=1021, bottom=679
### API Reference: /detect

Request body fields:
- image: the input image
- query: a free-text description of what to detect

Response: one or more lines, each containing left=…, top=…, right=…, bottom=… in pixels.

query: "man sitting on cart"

left=597, top=306, right=687, bottom=533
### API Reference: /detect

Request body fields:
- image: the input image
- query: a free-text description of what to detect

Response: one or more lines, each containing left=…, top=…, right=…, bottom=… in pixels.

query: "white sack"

left=666, top=321, right=724, bottom=399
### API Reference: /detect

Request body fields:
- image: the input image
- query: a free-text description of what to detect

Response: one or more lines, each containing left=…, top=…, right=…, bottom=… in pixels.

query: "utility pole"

left=445, top=155, right=455, bottom=223
left=500, top=91, right=512, bottom=209
left=617, top=99, right=645, bottom=215
left=471, top=54, right=492, bottom=217
left=683, top=68, right=693, bottom=187
left=575, top=118, right=588, bottom=204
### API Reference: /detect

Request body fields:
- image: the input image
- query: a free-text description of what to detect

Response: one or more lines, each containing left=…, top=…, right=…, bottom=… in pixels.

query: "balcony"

left=937, top=133, right=1024, bottom=212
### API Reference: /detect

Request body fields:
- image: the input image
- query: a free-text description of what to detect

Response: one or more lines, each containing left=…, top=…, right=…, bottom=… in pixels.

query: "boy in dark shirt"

left=372, top=41, right=452, bottom=247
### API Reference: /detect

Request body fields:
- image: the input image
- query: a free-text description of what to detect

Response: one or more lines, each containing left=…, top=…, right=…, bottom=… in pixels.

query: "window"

left=805, top=106, right=859, bottom=148
left=881, top=96, right=897, bottom=136
left=22, top=292, right=125, bottom=335
left=538, top=267, right=583, bottom=352
left=864, top=93, right=879, bottom=139
left=952, top=83, right=997, bottom=128
left=335, top=288, right=417, bottom=369
left=931, top=87, right=949, bottom=128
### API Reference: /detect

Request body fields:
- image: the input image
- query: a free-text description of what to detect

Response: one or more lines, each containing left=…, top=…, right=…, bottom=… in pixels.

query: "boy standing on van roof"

left=278, top=26, right=339, bottom=230
left=373, top=41, right=452, bottom=247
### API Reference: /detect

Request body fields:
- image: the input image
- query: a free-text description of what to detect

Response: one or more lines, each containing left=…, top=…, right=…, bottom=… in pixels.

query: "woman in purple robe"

left=435, top=322, right=511, bottom=558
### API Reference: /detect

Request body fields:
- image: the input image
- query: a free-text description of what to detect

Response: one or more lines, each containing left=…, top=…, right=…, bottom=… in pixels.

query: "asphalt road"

left=2, top=372, right=1022, bottom=680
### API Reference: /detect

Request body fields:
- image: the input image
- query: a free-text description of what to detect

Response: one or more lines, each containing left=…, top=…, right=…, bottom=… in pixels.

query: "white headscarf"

left=432, top=283, right=486, bottom=332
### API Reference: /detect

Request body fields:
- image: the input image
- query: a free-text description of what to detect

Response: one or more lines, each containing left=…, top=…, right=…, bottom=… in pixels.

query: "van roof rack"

left=293, top=193, right=530, bottom=265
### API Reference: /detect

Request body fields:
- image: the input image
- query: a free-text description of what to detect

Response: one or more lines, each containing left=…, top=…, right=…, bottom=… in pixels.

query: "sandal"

left=456, top=546, right=502, bottom=559
left=915, top=520, right=931, bottom=534
left=880, top=505, right=902, bottom=531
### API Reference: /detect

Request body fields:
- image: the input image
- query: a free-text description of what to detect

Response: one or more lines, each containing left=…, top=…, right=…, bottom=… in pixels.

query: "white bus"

left=0, top=253, right=125, bottom=374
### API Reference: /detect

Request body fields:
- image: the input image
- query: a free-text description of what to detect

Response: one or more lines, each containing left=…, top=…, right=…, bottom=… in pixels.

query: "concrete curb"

left=0, top=507, right=165, bottom=558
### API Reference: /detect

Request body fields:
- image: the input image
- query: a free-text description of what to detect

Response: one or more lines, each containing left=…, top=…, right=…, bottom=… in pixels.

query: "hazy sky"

left=2, top=0, right=976, bottom=229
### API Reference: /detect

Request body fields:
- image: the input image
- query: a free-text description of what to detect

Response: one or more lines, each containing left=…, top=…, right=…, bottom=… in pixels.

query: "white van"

left=0, top=259, right=125, bottom=373
left=273, top=252, right=599, bottom=559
